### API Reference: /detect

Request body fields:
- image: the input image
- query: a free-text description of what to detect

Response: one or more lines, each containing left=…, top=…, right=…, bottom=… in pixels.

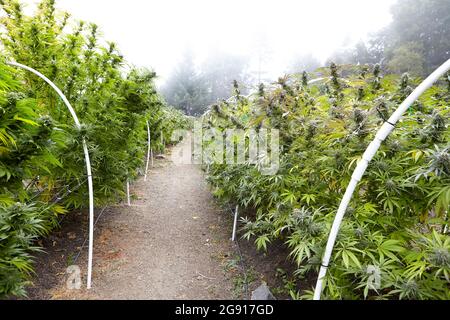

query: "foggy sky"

left=22, top=0, right=396, bottom=84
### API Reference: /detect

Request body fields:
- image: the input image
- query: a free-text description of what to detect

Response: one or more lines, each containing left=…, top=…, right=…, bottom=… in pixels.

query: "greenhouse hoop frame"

left=7, top=61, right=96, bottom=289
left=313, top=58, right=450, bottom=300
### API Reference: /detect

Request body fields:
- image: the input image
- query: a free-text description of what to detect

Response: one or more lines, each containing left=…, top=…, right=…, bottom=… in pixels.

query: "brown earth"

left=21, top=139, right=297, bottom=300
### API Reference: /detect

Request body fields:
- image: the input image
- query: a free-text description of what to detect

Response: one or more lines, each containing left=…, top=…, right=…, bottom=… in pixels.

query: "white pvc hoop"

left=144, top=120, right=151, bottom=181
left=307, top=77, right=327, bottom=84
left=7, top=61, right=96, bottom=289
left=231, top=205, right=239, bottom=242
left=126, top=180, right=131, bottom=206
left=313, top=58, right=450, bottom=300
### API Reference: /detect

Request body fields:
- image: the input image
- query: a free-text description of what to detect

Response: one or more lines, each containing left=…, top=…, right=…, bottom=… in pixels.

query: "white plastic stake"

left=126, top=180, right=131, bottom=206
left=313, top=58, right=450, bottom=300
left=7, top=61, right=96, bottom=289
left=144, top=121, right=151, bottom=181
left=231, top=205, right=239, bottom=242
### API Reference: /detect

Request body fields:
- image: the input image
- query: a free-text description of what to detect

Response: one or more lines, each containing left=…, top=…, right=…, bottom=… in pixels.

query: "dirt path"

left=48, top=139, right=237, bottom=299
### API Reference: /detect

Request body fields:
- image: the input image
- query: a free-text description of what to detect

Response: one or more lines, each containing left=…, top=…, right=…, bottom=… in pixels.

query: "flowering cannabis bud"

left=412, top=101, right=424, bottom=112
left=302, top=71, right=308, bottom=87
left=427, top=111, right=447, bottom=142
left=76, top=123, right=89, bottom=138
left=278, top=76, right=293, bottom=95
left=60, top=12, right=70, bottom=31
left=430, top=147, right=450, bottom=176
left=376, top=99, right=389, bottom=121
left=388, top=140, right=401, bottom=155
left=372, top=77, right=381, bottom=91
left=399, top=73, right=409, bottom=91
left=305, top=121, right=318, bottom=140
left=384, top=178, right=396, bottom=192
left=330, top=62, right=341, bottom=93
left=345, top=206, right=355, bottom=215
left=404, top=85, right=413, bottom=96
left=258, top=83, right=265, bottom=97
left=373, top=63, right=381, bottom=78
left=431, top=112, right=446, bottom=131
left=354, top=227, right=364, bottom=238
left=359, top=65, right=369, bottom=79
left=353, top=108, right=366, bottom=124
left=401, top=280, right=420, bottom=299
left=373, top=159, right=389, bottom=172
left=38, top=115, right=53, bottom=128
left=430, top=248, right=450, bottom=267
left=6, top=92, right=26, bottom=106
left=357, top=87, right=365, bottom=101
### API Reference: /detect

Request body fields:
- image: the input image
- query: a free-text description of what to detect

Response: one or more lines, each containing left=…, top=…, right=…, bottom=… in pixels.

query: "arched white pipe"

left=307, top=77, right=327, bottom=84
left=313, top=58, right=450, bottom=300
left=7, top=61, right=95, bottom=289
left=231, top=205, right=239, bottom=242
left=144, top=120, right=151, bottom=181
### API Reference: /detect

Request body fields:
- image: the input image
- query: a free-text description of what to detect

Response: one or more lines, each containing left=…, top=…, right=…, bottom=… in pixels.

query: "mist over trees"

left=160, top=50, right=208, bottom=115
left=328, top=0, right=450, bottom=76
left=201, top=50, right=251, bottom=105
left=162, top=0, right=450, bottom=115
left=286, top=53, right=321, bottom=74
left=161, top=50, right=251, bottom=116
left=384, top=0, right=450, bottom=74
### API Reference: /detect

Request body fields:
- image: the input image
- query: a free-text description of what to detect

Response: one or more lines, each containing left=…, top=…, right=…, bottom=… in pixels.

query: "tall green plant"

left=204, top=63, right=449, bottom=299
left=0, top=0, right=188, bottom=297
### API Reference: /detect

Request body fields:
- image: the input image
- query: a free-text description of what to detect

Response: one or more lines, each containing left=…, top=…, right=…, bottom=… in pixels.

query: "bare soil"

left=21, top=140, right=298, bottom=300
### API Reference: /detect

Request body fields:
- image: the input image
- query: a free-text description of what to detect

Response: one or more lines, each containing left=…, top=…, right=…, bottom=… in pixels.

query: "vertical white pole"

left=7, top=61, right=96, bottom=289
left=144, top=121, right=151, bottom=181
left=231, top=205, right=239, bottom=242
left=83, top=139, right=94, bottom=289
left=126, top=180, right=131, bottom=206
left=161, top=130, right=164, bottom=152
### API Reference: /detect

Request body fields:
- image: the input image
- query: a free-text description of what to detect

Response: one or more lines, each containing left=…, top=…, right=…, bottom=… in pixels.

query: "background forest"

left=162, top=0, right=450, bottom=116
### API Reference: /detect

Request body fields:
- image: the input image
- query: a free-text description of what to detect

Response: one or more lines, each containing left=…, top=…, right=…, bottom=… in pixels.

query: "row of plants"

left=0, top=0, right=189, bottom=297
left=203, top=63, right=450, bottom=299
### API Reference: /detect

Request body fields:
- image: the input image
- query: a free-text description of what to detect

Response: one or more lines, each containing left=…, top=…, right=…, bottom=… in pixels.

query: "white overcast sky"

left=22, top=0, right=396, bottom=84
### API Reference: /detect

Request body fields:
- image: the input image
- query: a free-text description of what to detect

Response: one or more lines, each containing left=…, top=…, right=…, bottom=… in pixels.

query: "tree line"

left=163, top=0, right=450, bottom=116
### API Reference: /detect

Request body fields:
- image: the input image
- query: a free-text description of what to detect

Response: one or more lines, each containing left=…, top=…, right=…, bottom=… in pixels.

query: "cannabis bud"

left=376, top=98, right=389, bottom=121
left=373, top=63, right=381, bottom=78
left=353, top=108, right=366, bottom=124
left=359, top=65, right=369, bottom=79
left=384, top=178, right=396, bottom=191
left=6, top=92, right=27, bottom=106
left=429, top=248, right=450, bottom=267
left=38, top=115, right=53, bottom=128
left=302, top=71, right=308, bottom=87
left=357, top=87, right=365, bottom=101
left=258, top=83, right=265, bottom=97
left=330, top=62, right=341, bottom=93
left=399, top=73, right=409, bottom=91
